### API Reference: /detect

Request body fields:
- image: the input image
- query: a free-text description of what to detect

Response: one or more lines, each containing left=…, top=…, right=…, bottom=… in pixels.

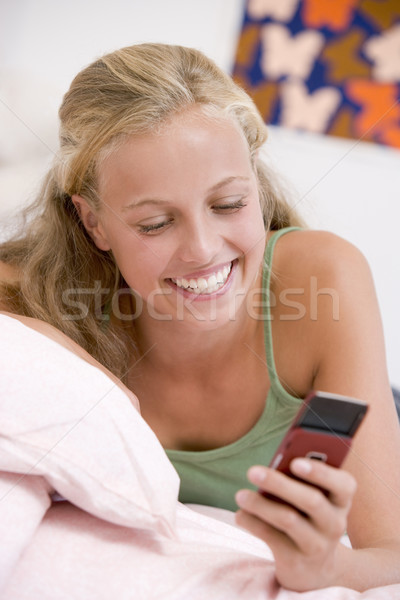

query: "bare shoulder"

left=0, top=260, right=19, bottom=284
left=271, top=229, right=372, bottom=289
left=271, top=228, right=390, bottom=397
left=267, top=229, right=379, bottom=397
left=271, top=228, right=379, bottom=341
left=0, top=261, right=20, bottom=310
left=273, top=228, right=368, bottom=268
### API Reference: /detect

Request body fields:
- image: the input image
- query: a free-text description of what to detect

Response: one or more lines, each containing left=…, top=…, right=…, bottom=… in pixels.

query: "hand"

left=235, top=458, right=357, bottom=591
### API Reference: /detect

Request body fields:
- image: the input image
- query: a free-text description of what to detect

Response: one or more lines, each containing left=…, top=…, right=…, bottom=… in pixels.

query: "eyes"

left=136, top=197, right=248, bottom=236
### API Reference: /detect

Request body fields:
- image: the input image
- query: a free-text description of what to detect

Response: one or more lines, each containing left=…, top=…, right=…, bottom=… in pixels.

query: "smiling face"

left=91, top=107, right=266, bottom=329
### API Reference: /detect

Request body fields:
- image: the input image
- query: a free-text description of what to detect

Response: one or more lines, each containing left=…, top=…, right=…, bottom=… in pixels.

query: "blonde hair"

left=0, top=43, right=303, bottom=379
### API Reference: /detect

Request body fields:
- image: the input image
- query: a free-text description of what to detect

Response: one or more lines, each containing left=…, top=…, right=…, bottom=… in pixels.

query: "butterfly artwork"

left=232, top=0, right=400, bottom=148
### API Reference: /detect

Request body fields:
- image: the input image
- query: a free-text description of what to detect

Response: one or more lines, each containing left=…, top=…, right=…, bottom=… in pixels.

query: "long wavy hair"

left=0, top=43, right=303, bottom=380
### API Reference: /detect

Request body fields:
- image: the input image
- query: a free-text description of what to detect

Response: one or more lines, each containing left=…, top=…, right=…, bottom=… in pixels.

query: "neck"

left=130, top=301, right=260, bottom=375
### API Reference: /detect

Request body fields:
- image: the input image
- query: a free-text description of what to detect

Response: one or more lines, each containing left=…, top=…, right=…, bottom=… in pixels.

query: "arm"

left=0, top=260, right=19, bottom=310
left=236, top=231, right=400, bottom=591
left=0, top=260, right=19, bottom=283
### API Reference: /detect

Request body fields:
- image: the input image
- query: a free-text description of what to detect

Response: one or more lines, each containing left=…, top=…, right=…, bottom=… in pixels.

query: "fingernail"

left=235, top=490, right=249, bottom=506
left=291, top=458, right=312, bottom=475
left=248, top=466, right=267, bottom=484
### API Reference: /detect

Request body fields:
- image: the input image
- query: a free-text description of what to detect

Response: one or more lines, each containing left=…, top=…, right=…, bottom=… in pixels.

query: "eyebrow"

left=121, top=176, right=250, bottom=212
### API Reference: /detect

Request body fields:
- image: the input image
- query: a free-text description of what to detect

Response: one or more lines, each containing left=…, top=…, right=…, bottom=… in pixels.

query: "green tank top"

left=165, top=227, right=304, bottom=512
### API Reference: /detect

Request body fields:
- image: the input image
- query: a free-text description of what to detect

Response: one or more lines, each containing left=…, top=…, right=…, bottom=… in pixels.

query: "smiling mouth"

left=169, top=262, right=233, bottom=295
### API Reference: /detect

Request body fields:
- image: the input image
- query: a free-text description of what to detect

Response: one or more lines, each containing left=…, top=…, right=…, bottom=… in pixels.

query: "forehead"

left=99, top=106, right=249, bottom=176
left=97, top=107, right=251, bottom=196
left=159, top=104, right=243, bottom=137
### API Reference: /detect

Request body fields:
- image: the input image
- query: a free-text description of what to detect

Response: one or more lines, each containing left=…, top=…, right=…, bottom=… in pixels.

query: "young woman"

left=1, top=43, right=399, bottom=592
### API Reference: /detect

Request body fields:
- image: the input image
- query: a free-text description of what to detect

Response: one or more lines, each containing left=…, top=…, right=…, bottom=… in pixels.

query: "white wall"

left=264, top=128, right=400, bottom=389
left=1, top=0, right=399, bottom=386
left=0, top=0, right=246, bottom=214
left=0, top=0, right=245, bottom=83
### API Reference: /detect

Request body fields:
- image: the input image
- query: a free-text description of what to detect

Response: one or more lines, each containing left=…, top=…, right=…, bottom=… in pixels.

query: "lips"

left=167, top=260, right=237, bottom=298
left=170, top=262, right=232, bottom=294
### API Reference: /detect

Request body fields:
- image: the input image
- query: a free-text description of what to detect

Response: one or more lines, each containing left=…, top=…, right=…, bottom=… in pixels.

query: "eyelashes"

left=137, top=197, right=248, bottom=236
left=213, top=199, right=248, bottom=212
left=138, top=218, right=174, bottom=234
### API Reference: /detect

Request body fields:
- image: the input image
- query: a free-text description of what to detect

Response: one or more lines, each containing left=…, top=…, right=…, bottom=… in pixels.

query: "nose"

left=177, top=216, right=222, bottom=265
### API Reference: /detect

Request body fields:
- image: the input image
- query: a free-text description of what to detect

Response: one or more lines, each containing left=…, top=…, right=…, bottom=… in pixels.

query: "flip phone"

left=261, top=390, right=368, bottom=502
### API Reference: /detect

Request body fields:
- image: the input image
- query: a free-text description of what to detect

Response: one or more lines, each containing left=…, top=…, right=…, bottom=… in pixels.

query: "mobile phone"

left=261, top=390, right=368, bottom=502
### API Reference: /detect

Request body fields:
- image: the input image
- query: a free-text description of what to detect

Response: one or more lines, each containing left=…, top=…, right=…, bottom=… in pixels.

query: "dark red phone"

left=261, top=390, right=368, bottom=502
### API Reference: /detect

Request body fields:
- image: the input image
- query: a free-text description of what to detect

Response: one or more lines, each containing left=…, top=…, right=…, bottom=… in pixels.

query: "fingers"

left=236, top=487, right=318, bottom=551
left=235, top=495, right=343, bottom=592
left=289, top=458, right=357, bottom=509
left=236, top=461, right=356, bottom=541
left=248, top=460, right=356, bottom=512
left=235, top=462, right=357, bottom=591
left=235, top=500, right=291, bottom=547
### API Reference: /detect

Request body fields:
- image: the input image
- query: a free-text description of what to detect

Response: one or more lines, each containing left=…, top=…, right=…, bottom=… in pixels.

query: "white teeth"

left=197, top=278, right=208, bottom=291
left=207, top=275, right=217, bottom=287
left=171, top=262, right=233, bottom=294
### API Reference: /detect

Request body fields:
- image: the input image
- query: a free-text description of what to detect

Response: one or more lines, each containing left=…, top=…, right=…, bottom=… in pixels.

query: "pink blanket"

left=1, top=314, right=399, bottom=599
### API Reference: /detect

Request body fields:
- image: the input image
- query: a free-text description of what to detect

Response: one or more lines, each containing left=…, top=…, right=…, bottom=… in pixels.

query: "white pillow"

left=0, top=314, right=180, bottom=537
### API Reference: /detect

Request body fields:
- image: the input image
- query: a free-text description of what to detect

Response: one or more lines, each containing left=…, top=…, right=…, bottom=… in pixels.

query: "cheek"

left=239, top=206, right=266, bottom=256
left=108, top=235, right=169, bottom=293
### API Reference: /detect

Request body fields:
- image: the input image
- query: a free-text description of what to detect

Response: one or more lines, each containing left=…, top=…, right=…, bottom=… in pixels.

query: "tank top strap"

left=262, top=226, right=302, bottom=404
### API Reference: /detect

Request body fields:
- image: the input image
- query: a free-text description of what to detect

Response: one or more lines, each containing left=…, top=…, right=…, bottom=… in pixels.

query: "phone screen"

left=297, top=391, right=368, bottom=436
left=266, top=391, right=368, bottom=474
left=260, top=391, right=368, bottom=506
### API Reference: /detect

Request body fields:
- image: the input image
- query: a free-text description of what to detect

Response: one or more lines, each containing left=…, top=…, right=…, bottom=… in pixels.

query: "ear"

left=71, top=195, right=111, bottom=251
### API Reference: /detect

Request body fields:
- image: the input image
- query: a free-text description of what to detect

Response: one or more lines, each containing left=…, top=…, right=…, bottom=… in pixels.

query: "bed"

left=1, top=313, right=399, bottom=599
